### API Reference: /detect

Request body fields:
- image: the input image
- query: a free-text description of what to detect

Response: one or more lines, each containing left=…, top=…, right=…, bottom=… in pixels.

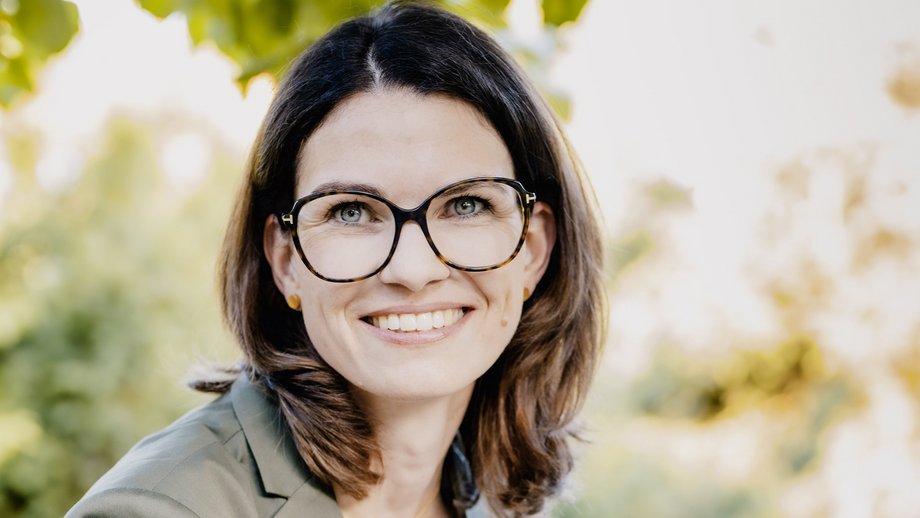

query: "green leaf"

left=14, top=0, right=79, bottom=53
left=541, top=0, right=589, bottom=26
left=0, top=0, right=79, bottom=107
left=478, top=0, right=512, bottom=13
left=443, top=0, right=510, bottom=27
left=137, top=0, right=184, bottom=19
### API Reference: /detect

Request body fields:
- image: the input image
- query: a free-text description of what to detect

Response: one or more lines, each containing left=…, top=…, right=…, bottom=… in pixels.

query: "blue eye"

left=452, top=197, right=484, bottom=216
left=334, top=203, right=366, bottom=223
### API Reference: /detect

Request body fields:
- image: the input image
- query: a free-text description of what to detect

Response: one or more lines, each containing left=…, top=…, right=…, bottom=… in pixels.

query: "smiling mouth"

left=361, top=308, right=468, bottom=333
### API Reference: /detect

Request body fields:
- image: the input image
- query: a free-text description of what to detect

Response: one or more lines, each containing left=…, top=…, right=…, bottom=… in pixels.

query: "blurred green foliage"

left=0, top=0, right=591, bottom=108
left=138, top=0, right=384, bottom=85
left=0, top=0, right=79, bottom=107
left=134, top=0, right=589, bottom=86
left=541, top=0, right=589, bottom=26
left=550, top=337, right=858, bottom=517
left=0, top=117, right=238, bottom=516
left=130, top=0, right=588, bottom=116
left=607, top=231, right=654, bottom=281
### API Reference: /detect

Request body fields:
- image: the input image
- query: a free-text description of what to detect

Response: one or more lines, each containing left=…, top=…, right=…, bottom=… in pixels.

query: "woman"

left=67, top=2, right=605, bottom=517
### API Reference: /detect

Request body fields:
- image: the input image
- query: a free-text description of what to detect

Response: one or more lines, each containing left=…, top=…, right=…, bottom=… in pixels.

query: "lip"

left=359, top=308, right=472, bottom=347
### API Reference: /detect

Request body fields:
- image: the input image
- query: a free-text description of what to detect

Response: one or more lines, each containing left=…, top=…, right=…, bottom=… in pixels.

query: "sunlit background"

left=1, top=0, right=919, bottom=516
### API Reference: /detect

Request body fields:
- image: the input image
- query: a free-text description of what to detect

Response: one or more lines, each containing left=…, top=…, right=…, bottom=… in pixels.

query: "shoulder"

left=64, top=487, right=199, bottom=517
left=66, top=392, right=266, bottom=518
left=68, top=377, right=342, bottom=517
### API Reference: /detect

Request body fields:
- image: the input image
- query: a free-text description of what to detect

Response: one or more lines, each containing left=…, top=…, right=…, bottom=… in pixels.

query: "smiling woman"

left=66, top=2, right=605, bottom=517
left=268, top=90, right=544, bottom=403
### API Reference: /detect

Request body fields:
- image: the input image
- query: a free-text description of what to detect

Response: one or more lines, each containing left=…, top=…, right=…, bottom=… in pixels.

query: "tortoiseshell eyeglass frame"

left=278, top=176, right=537, bottom=283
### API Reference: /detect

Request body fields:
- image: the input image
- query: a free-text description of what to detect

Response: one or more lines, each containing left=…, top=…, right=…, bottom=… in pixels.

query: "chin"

left=352, top=369, right=475, bottom=403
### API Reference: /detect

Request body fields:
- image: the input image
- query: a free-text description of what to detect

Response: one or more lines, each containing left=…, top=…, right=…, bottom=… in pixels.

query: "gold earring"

left=286, top=294, right=302, bottom=311
left=523, top=287, right=531, bottom=301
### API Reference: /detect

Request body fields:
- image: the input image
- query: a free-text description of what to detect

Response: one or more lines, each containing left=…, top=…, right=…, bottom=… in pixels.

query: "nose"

left=377, top=221, right=450, bottom=291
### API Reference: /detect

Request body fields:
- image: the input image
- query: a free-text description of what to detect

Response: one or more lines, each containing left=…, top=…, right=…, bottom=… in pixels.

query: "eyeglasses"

left=279, top=177, right=537, bottom=283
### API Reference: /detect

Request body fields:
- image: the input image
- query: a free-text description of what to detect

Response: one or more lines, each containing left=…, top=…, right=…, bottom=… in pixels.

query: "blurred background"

left=1, top=0, right=918, bottom=516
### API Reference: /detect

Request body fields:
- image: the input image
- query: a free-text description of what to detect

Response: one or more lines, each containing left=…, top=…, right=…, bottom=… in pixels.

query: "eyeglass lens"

left=295, top=181, right=525, bottom=280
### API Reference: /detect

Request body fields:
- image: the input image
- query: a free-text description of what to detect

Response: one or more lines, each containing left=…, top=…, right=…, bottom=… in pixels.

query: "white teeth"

left=416, top=312, right=433, bottom=331
left=387, top=314, right=400, bottom=330
left=432, top=311, right=444, bottom=328
left=368, top=309, right=464, bottom=332
left=399, top=314, right=417, bottom=332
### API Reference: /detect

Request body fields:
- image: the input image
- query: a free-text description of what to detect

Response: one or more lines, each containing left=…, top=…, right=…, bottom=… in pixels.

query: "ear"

left=263, top=214, right=301, bottom=298
left=522, top=201, right=556, bottom=292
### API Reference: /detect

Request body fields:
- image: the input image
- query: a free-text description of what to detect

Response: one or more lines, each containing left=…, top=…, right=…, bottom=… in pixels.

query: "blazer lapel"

left=229, top=375, right=487, bottom=517
left=273, top=483, right=342, bottom=518
left=230, top=376, right=342, bottom=517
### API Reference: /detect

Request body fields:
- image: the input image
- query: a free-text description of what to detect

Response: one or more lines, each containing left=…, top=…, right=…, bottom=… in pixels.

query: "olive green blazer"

left=66, top=376, right=487, bottom=518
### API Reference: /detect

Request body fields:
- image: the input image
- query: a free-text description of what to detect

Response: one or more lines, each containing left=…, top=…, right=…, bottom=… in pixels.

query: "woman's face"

left=265, top=89, right=555, bottom=402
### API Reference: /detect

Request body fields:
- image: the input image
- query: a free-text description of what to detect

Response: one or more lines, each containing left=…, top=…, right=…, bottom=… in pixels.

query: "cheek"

left=296, top=280, right=356, bottom=353
left=298, top=299, right=364, bottom=385
left=479, top=264, right=527, bottom=334
left=498, top=286, right=520, bottom=329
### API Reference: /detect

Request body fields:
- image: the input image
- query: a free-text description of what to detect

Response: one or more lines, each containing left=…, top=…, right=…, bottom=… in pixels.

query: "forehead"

left=295, top=89, right=514, bottom=205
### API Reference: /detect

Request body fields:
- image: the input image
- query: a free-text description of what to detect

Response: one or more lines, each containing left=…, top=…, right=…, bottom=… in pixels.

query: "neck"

left=335, top=384, right=474, bottom=518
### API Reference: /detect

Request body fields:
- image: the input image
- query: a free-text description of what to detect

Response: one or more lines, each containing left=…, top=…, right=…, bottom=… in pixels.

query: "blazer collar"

left=229, top=375, right=482, bottom=518
left=229, top=375, right=326, bottom=497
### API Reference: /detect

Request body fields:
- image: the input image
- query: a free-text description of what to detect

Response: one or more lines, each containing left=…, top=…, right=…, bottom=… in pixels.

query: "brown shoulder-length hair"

left=196, top=2, right=606, bottom=515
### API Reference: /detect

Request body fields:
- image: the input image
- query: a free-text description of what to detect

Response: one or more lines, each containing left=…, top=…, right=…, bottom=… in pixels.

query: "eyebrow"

left=308, top=181, right=384, bottom=197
